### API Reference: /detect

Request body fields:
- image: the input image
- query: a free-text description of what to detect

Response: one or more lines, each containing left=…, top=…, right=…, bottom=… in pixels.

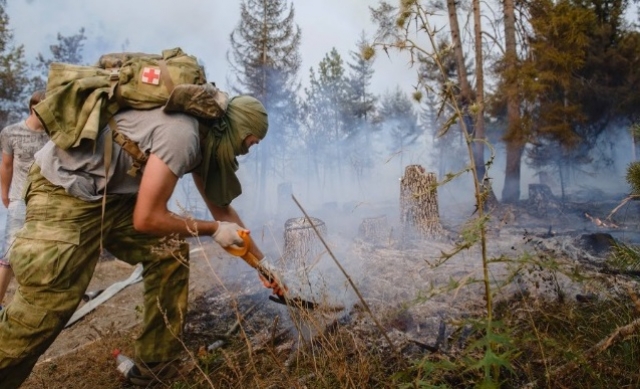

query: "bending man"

left=0, top=94, right=272, bottom=387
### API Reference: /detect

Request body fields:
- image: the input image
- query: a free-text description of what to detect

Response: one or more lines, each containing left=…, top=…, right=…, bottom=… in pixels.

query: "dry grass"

left=499, top=294, right=640, bottom=388
left=20, top=284, right=640, bottom=389
left=17, top=202, right=640, bottom=388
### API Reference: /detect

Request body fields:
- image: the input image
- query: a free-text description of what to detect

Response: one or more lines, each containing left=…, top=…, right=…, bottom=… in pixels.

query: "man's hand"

left=2, top=196, right=8, bottom=208
left=259, top=274, right=287, bottom=297
left=257, top=258, right=287, bottom=297
left=212, top=221, right=246, bottom=248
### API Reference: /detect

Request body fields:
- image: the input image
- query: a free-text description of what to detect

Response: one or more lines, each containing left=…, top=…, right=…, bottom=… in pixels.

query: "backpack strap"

left=99, top=117, right=147, bottom=252
left=111, top=121, right=149, bottom=177
left=100, top=117, right=117, bottom=254
left=105, top=59, right=171, bottom=178
left=157, top=60, right=175, bottom=93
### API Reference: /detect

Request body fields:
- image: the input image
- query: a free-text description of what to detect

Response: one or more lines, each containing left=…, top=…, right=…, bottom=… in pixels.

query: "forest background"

left=2, top=0, right=639, bottom=226
left=3, top=1, right=640, bottom=387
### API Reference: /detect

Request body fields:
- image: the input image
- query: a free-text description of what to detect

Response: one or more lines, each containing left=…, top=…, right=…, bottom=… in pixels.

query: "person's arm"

left=192, top=172, right=285, bottom=295
left=0, top=153, right=14, bottom=208
left=191, top=171, right=264, bottom=260
left=134, top=154, right=226, bottom=237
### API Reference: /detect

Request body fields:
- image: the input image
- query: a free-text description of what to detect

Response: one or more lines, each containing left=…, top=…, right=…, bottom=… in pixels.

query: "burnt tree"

left=400, top=165, right=444, bottom=238
left=283, top=217, right=326, bottom=266
left=358, top=215, right=390, bottom=245
left=528, top=183, right=562, bottom=217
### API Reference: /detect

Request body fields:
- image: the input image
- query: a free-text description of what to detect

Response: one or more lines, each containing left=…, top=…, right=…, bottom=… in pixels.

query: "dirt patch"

left=10, top=238, right=256, bottom=388
left=9, top=196, right=640, bottom=388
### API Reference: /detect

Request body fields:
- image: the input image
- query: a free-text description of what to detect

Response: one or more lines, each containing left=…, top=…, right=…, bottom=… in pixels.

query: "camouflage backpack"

left=34, top=47, right=229, bottom=167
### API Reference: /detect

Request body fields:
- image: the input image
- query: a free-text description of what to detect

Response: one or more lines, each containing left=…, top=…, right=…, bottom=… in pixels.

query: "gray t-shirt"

left=0, top=121, right=50, bottom=201
left=35, top=108, right=202, bottom=201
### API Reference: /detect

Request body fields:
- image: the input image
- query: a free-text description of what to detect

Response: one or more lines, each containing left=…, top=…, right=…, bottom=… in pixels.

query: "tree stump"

left=358, top=215, right=389, bottom=245
left=528, top=184, right=562, bottom=217
left=283, top=217, right=326, bottom=266
left=400, top=165, right=444, bottom=238
left=481, top=178, right=500, bottom=212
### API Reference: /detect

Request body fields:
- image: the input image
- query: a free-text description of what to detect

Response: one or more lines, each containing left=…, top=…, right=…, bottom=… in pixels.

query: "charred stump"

left=528, top=184, right=562, bottom=217
left=358, top=215, right=390, bottom=245
left=481, top=178, right=500, bottom=212
left=283, top=217, right=326, bottom=265
left=400, top=165, right=444, bottom=238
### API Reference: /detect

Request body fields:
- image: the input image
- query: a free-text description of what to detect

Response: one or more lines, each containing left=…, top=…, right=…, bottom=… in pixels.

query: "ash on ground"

left=184, top=190, right=640, bottom=361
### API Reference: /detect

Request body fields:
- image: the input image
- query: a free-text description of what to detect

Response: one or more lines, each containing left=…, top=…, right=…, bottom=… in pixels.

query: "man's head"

left=29, top=90, right=46, bottom=113
left=225, top=95, right=268, bottom=155
left=198, top=95, right=268, bottom=207
left=27, top=90, right=46, bottom=131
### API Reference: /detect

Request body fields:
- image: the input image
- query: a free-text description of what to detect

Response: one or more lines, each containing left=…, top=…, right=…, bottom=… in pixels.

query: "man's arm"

left=0, top=153, right=14, bottom=208
left=192, top=171, right=265, bottom=260
left=133, top=154, right=222, bottom=237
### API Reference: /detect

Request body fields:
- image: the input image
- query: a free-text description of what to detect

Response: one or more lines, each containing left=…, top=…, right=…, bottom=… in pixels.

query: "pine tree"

left=345, top=31, right=377, bottom=131
left=0, top=0, right=30, bottom=127
left=32, top=27, right=87, bottom=90
left=529, top=0, right=592, bottom=136
left=302, top=48, right=350, bottom=197
left=499, top=0, right=524, bottom=203
left=228, top=0, right=301, bottom=213
left=379, top=87, right=420, bottom=172
left=344, top=33, right=378, bottom=185
left=570, top=0, right=640, bottom=140
left=616, top=31, right=640, bottom=138
left=417, top=38, right=467, bottom=177
left=514, top=0, right=640, bottom=196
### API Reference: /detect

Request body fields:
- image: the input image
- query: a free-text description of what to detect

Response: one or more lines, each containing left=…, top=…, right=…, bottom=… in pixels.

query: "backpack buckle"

left=109, top=70, right=120, bottom=81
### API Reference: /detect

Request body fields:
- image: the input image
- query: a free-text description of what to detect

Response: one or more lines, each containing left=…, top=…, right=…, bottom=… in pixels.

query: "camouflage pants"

left=0, top=165, right=190, bottom=388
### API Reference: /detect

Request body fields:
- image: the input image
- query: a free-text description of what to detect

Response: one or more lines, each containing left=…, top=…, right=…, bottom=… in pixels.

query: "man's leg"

left=0, top=200, right=28, bottom=306
left=0, top=170, right=103, bottom=388
left=104, top=197, right=190, bottom=364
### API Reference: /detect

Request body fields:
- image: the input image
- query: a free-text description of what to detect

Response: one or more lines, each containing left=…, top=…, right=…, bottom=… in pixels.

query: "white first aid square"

left=141, top=67, right=161, bottom=85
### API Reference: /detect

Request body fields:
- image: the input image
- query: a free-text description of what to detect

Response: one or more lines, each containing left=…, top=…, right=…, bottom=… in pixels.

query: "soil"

left=8, top=238, right=264, bottom=389
left=5, top=193, right=640, bottom=388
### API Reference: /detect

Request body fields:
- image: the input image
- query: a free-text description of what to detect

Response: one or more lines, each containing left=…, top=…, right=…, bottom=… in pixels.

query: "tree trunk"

left=501, top=0, right=524, bottom=203
left=503, top=143, right=524, bottom=203
left=358, top=215, right=390, bottom=246
left=283, top=217, right=327, bottom=265
left=400, top=165, right=444, bottom=238
left=446, top=0, right=472, bottom=106
left=447, top=0, right=486, bottom=185
left=472, top=0, right=487, bottom=183
left=528, top=184, right=562, bottom=217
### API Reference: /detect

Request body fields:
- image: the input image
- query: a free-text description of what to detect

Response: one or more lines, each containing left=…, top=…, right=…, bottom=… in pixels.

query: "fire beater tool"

left=224, top=230, right=344, bottom=312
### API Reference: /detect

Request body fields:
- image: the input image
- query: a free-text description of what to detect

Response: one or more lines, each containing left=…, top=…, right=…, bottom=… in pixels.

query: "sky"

left=2, top=0, right=436, bottom=226
left=3, top=0, right=634, bottom=225
left=6, top=0, right=419, bottom=97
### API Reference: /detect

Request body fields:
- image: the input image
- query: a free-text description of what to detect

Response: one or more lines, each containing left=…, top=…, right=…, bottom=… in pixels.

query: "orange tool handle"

left=222, top=230, right=268, bottom=271
left=223, top=230, right=287, bottom=294
left=223, top=229, right=251, bottom=257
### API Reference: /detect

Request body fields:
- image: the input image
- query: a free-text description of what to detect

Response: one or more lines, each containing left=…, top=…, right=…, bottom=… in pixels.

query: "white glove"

left=257, top=256, right=277, bottom=273
left=212, top=221, right=245, bottom=248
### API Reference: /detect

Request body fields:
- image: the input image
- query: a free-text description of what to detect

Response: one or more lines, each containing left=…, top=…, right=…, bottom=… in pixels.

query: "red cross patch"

left=141, top=67, right=161, bottom=85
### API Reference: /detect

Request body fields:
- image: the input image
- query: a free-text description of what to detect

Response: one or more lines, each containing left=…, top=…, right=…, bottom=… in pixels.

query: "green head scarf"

left=200, top=95, right=268, bottom=206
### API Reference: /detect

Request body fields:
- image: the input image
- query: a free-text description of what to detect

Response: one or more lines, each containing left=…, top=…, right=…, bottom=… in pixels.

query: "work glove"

left=212, top=221, right=246, bottom=248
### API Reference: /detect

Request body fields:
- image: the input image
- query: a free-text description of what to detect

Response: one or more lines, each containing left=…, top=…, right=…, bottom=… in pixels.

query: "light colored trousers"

left=0, top=200, right=27, bottom=267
